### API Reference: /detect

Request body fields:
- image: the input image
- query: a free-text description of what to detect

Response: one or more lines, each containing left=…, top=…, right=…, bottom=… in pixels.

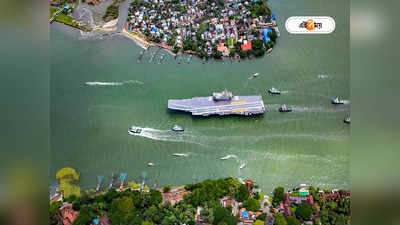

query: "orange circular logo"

left=305, top=19, right=315, bottom=31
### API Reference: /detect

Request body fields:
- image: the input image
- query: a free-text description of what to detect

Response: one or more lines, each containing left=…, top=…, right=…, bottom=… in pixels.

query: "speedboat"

left=172, top=153, right=188, bottom=157
left=268, top=87, right=281, bottom=95
left=344, top=116, right=351, bottom=124
left=239, top=163, right=246, bottom=169
left=147, top=162, right=155, bottom=166
left=252, top=72, right=259, bottom=78
left=331, top=97, right=344, bottom=104
left=128, top=126, right=142, bottom=134
left=172, top=125, right=184, bottom=132
left=279, top=104, right=293, bottom=112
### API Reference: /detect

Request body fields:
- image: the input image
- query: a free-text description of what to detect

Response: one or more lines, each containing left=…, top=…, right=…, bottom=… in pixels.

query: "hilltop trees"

left=272, top=187, right=284, bottom=206
left=295, top=203, right=313, bottom=221
left=274, top=213, right=287, bottom=225
left=243, top=198, right=261, bottom=212
left=56, top=167, right=80, bottom=198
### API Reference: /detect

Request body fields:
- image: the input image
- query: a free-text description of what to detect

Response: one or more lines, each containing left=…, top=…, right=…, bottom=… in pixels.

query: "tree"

left=273, top=213, right=287, bottom=225
left=256, top=213, right=267, bottom=221
left=56, top=167, right=81, bottom=198
left=163, top=185, right=171, bottom=193
left=114, top=196, right=134, bottom=213
left=254, top=220, right=264, bottom=225
left=267, top=30, right=278, bottom=42
left=286, top=216, right=301, bottom=225
left=235, top=184, right=249, bottom=202
left=213, top=206, right=237, bottom=225
left=149, top=189, right=162, bottom=205
left=272, top=187, right=284, bottom=206
left=142, top=221, right=155, bottom=225
left=243, top=198, right=261, bottom=211
left=295, top=203, right=313, bottom=221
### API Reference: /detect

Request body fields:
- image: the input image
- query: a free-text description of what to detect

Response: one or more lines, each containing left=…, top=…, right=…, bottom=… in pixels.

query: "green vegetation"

left=50, top=7, right=91, bottom=32
left=56, top=167, right=81, bottom=198
left=213, top=206, right=238, bottom=225
left=286, top=216, right=301, bottom=225
left=103, top=0, right=126, bottom=22
left=162, top=185, right=171, bottom=193
left=243, top=198, right=261, bottom=212
left=254, top=220, right=264, bottom=225
left=295, top=202, right=313, bottom=221
left=184, top=177, right=246, bottom=206
left=274, top=213, right=287, bottom=225
left=272, top=186, right=284, bottom=206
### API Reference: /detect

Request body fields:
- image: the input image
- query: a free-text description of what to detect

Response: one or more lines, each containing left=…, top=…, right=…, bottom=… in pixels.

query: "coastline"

left=122, top=28, right=177, bottom=56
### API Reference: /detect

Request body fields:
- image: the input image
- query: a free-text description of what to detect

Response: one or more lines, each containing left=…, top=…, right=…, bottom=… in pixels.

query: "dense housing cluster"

left=127, top=0, right=279, bottom=59
left=50, top=170, right=351, bottom=225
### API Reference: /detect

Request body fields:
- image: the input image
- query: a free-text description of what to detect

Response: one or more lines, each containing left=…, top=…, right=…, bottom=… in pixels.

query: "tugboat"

left=344, top=116, right=351, bottom=124
left=331, top=97, right=344, bottom=104
left=171, top=125, right=184, bottom=132
left=279, top=104, right=293, bottom=112
left=128, top=126, right=142, bottom=134
left=267, top=87, right=281, bottom=95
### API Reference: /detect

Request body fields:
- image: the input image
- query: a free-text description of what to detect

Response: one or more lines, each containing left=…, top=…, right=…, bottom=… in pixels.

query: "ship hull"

left=168, top=95, right=265, bottom=117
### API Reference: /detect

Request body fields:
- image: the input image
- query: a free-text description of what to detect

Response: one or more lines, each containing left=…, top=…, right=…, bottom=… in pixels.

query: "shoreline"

left=122, top=28, right=177, bottom=56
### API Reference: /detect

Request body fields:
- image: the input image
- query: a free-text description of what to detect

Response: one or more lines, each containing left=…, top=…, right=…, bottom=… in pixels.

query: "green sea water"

left=50, top=0, right=349, bottom=192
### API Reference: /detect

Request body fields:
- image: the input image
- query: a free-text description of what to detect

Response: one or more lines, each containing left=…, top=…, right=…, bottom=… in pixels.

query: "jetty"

left=119, top=173, right=127, bottom=191
left=168, top=89, right=265, bottom=117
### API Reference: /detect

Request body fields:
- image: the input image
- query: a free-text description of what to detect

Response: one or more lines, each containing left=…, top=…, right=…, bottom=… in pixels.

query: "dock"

left=168, top=91, right=265, bottom=116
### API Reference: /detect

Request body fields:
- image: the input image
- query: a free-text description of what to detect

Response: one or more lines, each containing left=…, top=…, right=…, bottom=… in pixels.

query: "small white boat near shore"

left=147, top=162, right=155, bottom=166
left=239, top=163, right=246, bottom=169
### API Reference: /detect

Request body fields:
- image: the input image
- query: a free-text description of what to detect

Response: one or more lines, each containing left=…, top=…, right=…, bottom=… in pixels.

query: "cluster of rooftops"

left=127, top=0, right=278, bottom=58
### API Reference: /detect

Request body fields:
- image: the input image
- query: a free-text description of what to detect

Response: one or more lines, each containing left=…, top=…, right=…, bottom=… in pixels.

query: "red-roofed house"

left=59, top=203, right=80, bottom=225
left=241, top=40, right=252, bottom=51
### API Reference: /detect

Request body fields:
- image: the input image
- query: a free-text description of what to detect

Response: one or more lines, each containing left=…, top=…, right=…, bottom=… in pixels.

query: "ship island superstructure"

left=168, top=89, right=265, bottom=116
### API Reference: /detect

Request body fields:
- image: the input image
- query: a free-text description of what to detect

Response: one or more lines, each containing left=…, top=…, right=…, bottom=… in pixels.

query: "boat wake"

left=220, top=154, right=238, bottom=160
left=317, top=74, right=329, bottom=79
left=85, top=80, right=144, bottom=86
left=127, top=127, right=209, bottom=146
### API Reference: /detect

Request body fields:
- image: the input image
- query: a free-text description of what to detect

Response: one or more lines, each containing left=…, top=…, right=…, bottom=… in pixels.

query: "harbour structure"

left=168, top=89, right=265, bottom=117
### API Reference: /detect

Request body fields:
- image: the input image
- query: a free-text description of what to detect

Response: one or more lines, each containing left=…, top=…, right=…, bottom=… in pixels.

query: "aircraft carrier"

left=168, top=89, right=265, bottom=116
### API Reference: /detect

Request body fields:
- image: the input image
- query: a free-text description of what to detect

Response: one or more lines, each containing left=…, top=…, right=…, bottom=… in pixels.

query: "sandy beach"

left=122, top=29, right=151, bottom=49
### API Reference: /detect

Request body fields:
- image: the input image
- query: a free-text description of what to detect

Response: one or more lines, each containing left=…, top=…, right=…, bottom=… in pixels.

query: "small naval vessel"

left=279, top=104, right=293, bottom=112
left=268, top=87, right=281, bottom=95
left=171, top=125, right=184, bottom=132
left=128, top=126, right=142, bottom=134
left=344, top=116, right=351, bottom=124
left=331, top=97, right=344, bottom=104
left=168, top=89, right=265, bottom=117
